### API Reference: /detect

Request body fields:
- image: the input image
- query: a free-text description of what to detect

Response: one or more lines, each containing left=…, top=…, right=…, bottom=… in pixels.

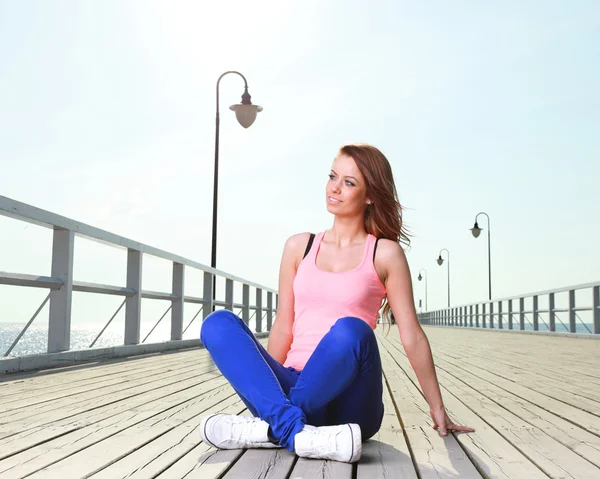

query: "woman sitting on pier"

left=199, top=143, right=474, bottom=463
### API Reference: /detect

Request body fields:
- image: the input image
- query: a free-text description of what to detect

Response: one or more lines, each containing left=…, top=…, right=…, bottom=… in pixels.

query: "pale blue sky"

left=1, top=1, right=599, bottom=331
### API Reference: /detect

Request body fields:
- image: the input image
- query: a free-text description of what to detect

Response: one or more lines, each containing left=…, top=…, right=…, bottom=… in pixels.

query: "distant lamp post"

left=437, top=248, right=450, bottom=307
left=470, top=212, right=492, bottom=300
left=417, top=269, right=428, bottom=311
left=212, top=71, right=262, bottom=306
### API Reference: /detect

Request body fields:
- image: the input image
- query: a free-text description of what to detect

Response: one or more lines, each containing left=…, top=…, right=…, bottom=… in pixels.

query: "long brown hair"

left=337, top=143, right=411, bottom=329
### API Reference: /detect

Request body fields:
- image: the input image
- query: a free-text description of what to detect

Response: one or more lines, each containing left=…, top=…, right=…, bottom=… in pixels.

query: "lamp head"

left=471, top=221, right=482, bottom=238
left=229, top=88, right=263, bottom=128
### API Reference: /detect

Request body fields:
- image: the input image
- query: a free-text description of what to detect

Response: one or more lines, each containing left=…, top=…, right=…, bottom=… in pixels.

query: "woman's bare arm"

left=267, top=233, right=310, bottom=364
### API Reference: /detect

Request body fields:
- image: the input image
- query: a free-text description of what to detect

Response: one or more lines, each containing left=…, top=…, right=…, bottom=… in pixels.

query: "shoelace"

left=230, top=416, right=262, bottom=443
left=306, top=427, right=337, bottom=454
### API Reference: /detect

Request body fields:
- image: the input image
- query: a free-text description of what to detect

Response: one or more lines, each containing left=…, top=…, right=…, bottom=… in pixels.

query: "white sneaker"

left=199, top=414, right=281, bottom=449
left=294, top=423, right=362, bottom=463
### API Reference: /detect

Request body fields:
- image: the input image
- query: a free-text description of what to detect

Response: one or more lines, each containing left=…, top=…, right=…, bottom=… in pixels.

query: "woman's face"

left=326, top=154, right=370, bottom=216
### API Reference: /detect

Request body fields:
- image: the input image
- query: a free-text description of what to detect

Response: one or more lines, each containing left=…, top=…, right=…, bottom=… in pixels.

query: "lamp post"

left=437, top=248, right=450, bottom=307
left=470, top=212, right=492, bottom=300
left=417, top=269, right=428, bottom=311
left=212, top=71, right=262, bottom=306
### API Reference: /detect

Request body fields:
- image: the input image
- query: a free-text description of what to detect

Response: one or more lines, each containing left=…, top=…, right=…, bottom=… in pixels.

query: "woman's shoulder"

left=284, top=231, right=316, bottom=250
left=281, top=232, right=318, bottom=266
left=374, top=238, right=406, bottom=266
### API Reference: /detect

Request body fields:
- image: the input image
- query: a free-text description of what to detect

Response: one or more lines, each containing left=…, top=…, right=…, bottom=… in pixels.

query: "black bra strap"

left=373, top=238, right=380, bottom=261
left=303, top=233, right=315, bottom=259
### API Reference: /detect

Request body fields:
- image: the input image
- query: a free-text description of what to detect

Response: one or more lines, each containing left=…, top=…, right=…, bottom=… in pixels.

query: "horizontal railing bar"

left=0, top=272, right=63, bottom=290
left=0, top=195, right=276, bottom=293
left=0, top=273, right=279, bottom=309
left=73, top=282, right=136, bottom=297
left=142, top=290, right=178, bottom=301
left=183, top=295, right=206, bottom=304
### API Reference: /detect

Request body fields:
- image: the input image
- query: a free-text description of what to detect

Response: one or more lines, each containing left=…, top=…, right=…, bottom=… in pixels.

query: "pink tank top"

left=283, top=231, right=387, bottom=371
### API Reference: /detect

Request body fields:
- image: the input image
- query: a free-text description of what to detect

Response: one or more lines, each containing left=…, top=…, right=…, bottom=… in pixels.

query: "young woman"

left=199, top=143, right=474, bottom=463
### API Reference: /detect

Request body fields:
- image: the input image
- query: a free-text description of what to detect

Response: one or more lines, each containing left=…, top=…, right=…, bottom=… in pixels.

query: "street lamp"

left=470, top=212, right=492, bottom=300
left=212, top=71, right=262, bottom=305
left=437, top=248, right=450, bottom=307
left=417, top=269, right=428, bottom=311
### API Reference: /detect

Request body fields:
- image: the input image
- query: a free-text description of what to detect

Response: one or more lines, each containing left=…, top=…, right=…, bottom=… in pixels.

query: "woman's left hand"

left=430, top=407, right=475, bottom=437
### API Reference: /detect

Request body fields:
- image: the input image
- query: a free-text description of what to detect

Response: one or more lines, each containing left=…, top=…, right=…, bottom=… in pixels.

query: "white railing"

left=0, top=195, right=277, bottom=371
left=418, top=281, right=600, bottom=335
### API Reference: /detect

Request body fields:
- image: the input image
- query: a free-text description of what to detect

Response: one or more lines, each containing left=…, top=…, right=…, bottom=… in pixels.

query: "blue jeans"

left=200, top=310, right=384, bottom=452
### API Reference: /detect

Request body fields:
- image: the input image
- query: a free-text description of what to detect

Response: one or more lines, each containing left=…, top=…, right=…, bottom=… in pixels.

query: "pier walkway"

left=1, top=327, right=599, bottom=478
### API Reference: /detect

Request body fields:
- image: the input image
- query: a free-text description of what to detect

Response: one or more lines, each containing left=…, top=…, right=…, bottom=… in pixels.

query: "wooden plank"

left=431, top=341, right=600, bottom=389
left=357, top=369, right=418, bottom=479
left=0, top=369, right=223, bottom=460
left=428, top=337, right=600, bottom=402
left=378, top=342, right=483, bottom=479
left=429, top=349, right=600, bottom=437
left=424, top=349, right=600, bottom=469
left=88, top=399, right=249, bottom=478
left=0, top=378, right=229, bottom=476
left=433, top=362, right=600, bottom=477
left=13, top=383, right=235, bottom=478
left=423, top=355, right=600, bottom=477
left=0, top=348, right=211, bottom=410
left=222, top=448, right=296, bottom=479
left=379, top=334, right=548, bottom=479
left=0, top=347, right=207, bottom=392
left=288, top=457, right=353, bottom=479
left=0, top=363, right=220, bottom=437
left=156, top=444, right=244, bottom=479
left=422, top=326, right=600, bottom=377
left=0, top=359, right=214, bottom=421
left=0, top=352, right=212, bottom=405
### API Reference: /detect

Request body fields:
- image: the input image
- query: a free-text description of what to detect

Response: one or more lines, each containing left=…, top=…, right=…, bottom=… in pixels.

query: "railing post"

left=508, top=299, right=513, bottom=329
left=533, top=295, right=539, bottom=331
left=125, top=249, right=142, bottom=345
left=498, top=301, right=503, bottom=329
left=202, top=272, right=213, bottom=320
left=594, top=286, right=600, bottom=334
left=568, top=289, right=576, bottom=333
left=225, top=278, right=234, bottom=311
left=482, top=303, right=487, bottom=328
left=255, top=288, right=263, bottom=332
left=548, top=292, right=556, bottom=332
left=469, top=305, right=473, bottom=327
left=242, top=283, right=250, bottom=325
left=519, top=297, right=525, bottom=330
left=267, top=291, right=273, bottom=330
left=48, top=228, right=75, bottom=353
left=489, top=302, right=494, bottom=329
left=475, top=304, right=479, bottom=328
left=171, top=262, right=184, bottom=340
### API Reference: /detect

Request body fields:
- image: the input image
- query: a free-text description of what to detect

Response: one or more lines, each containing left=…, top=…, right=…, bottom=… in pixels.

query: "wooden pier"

left=0, top=326, right=598, bottom=478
